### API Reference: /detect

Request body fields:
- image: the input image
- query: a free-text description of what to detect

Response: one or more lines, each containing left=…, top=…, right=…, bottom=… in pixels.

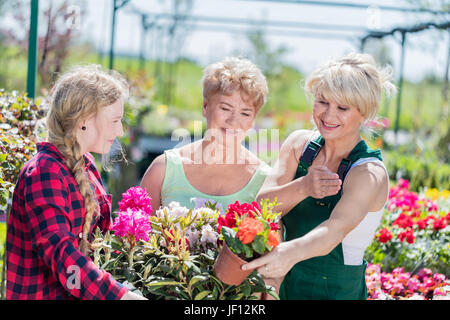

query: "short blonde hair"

left=202, top=57, right=268, bottom=113
left=305, top=52, right=396, bottom=121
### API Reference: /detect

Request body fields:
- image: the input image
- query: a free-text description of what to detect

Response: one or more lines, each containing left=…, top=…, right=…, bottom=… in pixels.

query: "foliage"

left=365, top=179, right=450, bottom=275
left=383, top=150, right=450, bottom=191
left=94, top=187, right=276, bottom=300
left=0, top=89, right=47, bottom=299
left=0, top=89, right=47, bottom=212
left=218, top=200, right=281, bottom=261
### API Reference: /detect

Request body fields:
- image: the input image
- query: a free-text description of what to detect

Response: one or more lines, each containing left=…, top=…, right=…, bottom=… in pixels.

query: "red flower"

left=227, top=201, right=259, bottom=219
left=269, top=220, right=279, bottom=231
left=397, top=228, right=415, bottom=244
left=433, top=217, right=448, bottom=231
left=218, top=201, right=261, bottom=233
left=378, top=227, right=392, bottom=243
left=393, top=213, right=414, bottom=229
left=416, top=218, right=428, bottom=230
left=217, top=212, right=238, bottom=233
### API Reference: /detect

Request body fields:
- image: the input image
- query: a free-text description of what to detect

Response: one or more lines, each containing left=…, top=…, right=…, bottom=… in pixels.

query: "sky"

left=80, top=0, right=449, bottom=82
left=3, top=0, right=449, bottom=82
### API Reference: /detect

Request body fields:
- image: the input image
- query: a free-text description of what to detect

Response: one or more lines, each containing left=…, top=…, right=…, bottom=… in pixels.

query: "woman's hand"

left=302, top=165, right=341, bottom=199
left=241, top=242, right=296, bottom=279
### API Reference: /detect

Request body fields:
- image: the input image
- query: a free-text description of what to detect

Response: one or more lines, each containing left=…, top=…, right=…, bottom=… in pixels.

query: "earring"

left=81, top=126, right=86, bottom=131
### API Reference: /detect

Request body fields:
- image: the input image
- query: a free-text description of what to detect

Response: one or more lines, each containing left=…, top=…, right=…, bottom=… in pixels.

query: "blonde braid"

left=46, top=64, right=128, bottom=256
left=65, top=135, right=99, bottom=255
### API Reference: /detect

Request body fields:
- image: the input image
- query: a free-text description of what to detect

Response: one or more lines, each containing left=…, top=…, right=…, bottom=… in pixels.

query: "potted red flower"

left=213, top=199, right=281, bottom=286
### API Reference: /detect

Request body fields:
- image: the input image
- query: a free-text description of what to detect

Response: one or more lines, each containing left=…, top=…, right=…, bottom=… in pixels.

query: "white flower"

left=200, top=224, right=218, bottom=245
left=408, top=293, right=425, bottom=300
left=190, top=197, right=224, bottom=214
left=167, top=201, right=189, bottom=218
left=187, top=226, right=201, bottom=247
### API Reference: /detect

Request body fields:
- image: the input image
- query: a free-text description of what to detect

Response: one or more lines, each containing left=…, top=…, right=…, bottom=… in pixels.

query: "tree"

left=0, top=0, right=85, bottom=91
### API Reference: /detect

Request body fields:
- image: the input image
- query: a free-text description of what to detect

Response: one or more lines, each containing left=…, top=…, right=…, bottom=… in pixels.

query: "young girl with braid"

left=6, top=65, right=145, bottom=300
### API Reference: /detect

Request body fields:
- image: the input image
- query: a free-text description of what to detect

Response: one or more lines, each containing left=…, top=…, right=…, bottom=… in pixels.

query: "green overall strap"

left=298, top=136, right=324, bottom=172
left=298, top=135, right=364, bottom=183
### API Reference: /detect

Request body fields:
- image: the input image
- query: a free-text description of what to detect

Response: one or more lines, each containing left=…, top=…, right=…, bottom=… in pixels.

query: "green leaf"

left=222, top=227, right=245, bottom=255
left=251, top=235, right=266, bottom=255
left=189, top=275, right=208, bottom=288
left=242, top=281, right=251, bottom=296
left=194, top=290, right=211, bottom=300
left=243, top=244, right=253, bottom=259
left=146, top=280, right=181, bottom=287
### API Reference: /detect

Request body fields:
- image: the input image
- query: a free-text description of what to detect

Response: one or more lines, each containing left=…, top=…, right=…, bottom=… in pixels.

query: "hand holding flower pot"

left=213, top=200, right=281, bottom=286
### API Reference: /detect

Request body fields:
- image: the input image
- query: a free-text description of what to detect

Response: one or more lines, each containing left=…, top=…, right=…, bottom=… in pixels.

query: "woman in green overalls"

left=242, top=53, right=396, bottom=300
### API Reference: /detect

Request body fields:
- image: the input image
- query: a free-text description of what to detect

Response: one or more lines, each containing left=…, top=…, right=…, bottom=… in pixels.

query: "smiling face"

left=313, top=94, right=365, bottom=141
left=77, top=98, right=124, bottom=155
left=202, top=90, right=256, bottom=145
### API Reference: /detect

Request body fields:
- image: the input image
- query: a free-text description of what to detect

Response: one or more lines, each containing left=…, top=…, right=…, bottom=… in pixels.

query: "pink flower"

left=407, top=276, right=420, bottom=291
left=433, top=287, right=447, bottom=296
left=433, top=273, right=446, bottom=283
left=118, top=186, right=152, bottom=215
left=417, top=268, right=433, bottom=280
left=112, top=208, right=152, bottom=242
left=422, top=277, right=436, bottom=288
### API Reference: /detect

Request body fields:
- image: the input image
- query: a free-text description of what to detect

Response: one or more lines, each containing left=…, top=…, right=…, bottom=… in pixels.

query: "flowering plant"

left=366, top=263, right=450, bottom=300
left=364, top=179, right=450, bottom=275
left=92, top=187, right=276, bottom=300
left=218, top=200, right=281, bottom=261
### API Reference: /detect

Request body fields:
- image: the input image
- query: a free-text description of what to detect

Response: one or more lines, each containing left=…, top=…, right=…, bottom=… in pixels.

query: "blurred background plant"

left=0, top=89, right=48, bottom=298
left=365, top=179, right=450, bottom=275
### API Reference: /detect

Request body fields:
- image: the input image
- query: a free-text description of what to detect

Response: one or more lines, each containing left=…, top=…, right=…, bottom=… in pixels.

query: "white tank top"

left=341, top=158, right=387, bottom=265
left=301, top=133, right=388, bottom=265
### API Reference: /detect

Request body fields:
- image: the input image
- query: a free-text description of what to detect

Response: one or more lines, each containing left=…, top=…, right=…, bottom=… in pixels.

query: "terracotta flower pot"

left=213, top=243, right=254, bottom=286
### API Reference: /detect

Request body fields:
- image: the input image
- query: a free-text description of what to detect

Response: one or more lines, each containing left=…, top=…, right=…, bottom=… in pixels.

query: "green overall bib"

left=279, top=135, right=382, bottom=300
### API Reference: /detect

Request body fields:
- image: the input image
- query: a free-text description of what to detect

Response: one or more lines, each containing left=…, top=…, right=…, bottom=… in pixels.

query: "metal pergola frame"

left=25, top=0, right=450, bottom=117
left=360, top=21, right=450, bottom=139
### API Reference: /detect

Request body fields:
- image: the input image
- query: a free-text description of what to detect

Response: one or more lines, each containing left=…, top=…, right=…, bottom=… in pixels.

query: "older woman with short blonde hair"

left=242, top=53, right=396, bottom=300
left=141, top=57, right=271, bottom=213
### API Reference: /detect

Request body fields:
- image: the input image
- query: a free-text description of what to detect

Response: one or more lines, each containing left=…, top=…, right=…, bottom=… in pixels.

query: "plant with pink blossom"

left=366, top=263, right=450, bottom=300
left=365, top=179, right=450, bottom=274
left=92, top=187, right=274, bottom=300
left=118, top=186, right=152, bottom=215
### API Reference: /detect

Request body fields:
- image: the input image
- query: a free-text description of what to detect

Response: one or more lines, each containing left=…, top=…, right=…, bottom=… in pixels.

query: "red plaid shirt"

left=6, top=142, right=128, bottom=300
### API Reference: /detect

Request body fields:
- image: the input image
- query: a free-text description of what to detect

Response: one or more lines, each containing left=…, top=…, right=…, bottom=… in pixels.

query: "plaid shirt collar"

left=37, top=142, right=96, bottom=170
